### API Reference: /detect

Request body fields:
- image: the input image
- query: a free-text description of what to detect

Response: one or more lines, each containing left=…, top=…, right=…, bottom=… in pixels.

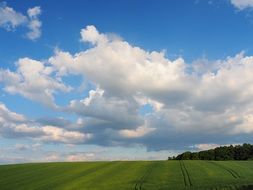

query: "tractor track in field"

left=209, top=161, right=241, bottom=179
left=134, top=162, right=156, bottom=190
left=179, top=160, right=192, bottom=187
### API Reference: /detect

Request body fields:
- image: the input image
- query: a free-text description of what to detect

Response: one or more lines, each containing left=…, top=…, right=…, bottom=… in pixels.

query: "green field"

left=1, top=161, right=253, bottom=190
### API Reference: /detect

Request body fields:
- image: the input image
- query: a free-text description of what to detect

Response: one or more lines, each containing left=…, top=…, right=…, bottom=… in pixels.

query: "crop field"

left=0, top=161, right=253, bottom=190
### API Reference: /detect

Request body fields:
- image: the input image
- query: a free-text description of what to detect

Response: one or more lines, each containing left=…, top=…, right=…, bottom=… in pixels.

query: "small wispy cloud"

left=0, top=2, right=42, bottom=40
left=230, top=0, right=253, bottom=10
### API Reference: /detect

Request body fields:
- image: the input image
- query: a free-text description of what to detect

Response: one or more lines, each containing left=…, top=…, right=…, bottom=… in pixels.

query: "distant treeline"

left=169, top=143, right=253, bottom=161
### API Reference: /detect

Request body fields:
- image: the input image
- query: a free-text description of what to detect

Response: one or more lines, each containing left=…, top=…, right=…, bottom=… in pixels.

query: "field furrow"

left=179, top=160, right=192, bottom=186
left=209, top=161, right=240, bottom=179
left=134, top=162, right=156, bottom=190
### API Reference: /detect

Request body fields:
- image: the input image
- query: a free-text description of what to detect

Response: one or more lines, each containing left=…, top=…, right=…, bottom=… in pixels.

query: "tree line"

left=169, top=144, right=253, bottom=160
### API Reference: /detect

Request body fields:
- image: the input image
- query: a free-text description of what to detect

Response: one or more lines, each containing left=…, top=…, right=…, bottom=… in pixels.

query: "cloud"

left=0, top=57, right=72, bottom=108
left=119, top=125, right=155, bottom=138
left=49, top=25, right=253, bottom=150
left=40, top=126, right=92, bottom=144
left=0, top=102, right=25, bottom=122
left=15, top=143, right=41, bottom=151
left=80, top=25, right=108, bottom=45
left=26, top=6, right=42, bottom=40
left=2, top=25, right=253, bottom=152
left=0, top=156, right=29, bottom=164
left=66, top=152, right=95, bottom=161
left=27, top=6, right=41, bottom=18
left=0, top=103, right=91, bottom=144
left=15, top=144, right=30, bottom=151
left=0, top=2, right=42, bottom=40
left=36, top=117, right=72, bottom=128
left=45, top=153, right=60, bottom=162
left=193, top=143, right=241, bottom=151
left=68, top=88, right=143, bottom=130
left=0, top=2, right=27, bottom=30
left=230, top=0, right=253, bottom=10
left=194, top=143, right=221, bottom=151
left=51, top=25, right=193, bottom=104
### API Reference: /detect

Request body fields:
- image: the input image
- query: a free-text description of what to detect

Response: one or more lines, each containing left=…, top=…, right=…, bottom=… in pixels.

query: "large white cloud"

left=50, top=26, right=194, bottom=105
left=50, top=26, right=253, bottom=113
left=49, top=25, right=253, bottom=149
left=2, top=25, right=253, bottom=151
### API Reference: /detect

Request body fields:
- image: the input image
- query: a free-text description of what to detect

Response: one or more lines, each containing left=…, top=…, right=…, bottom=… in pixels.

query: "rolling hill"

left=1, top=160, right=253, bottom=190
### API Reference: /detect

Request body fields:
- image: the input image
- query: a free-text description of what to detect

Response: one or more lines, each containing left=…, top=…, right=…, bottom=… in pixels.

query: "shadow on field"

left=239, top=185, right=253, bottom=190
left=213, top=184, right=253, bottom=190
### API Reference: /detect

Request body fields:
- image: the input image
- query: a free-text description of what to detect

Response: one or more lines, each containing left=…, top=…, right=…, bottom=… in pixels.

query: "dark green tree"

left=172, top=144, right=253, bottom=161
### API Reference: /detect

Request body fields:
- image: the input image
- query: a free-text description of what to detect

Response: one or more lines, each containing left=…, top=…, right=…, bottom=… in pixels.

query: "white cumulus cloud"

left=2, top=25, right=253, bottom=151
left=0, top=58, right=71, bottom=108
left=49, top=25, right=253, bottom=150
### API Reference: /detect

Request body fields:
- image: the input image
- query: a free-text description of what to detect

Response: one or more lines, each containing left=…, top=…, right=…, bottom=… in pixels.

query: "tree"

left=172, top=144, right=253, bottom=161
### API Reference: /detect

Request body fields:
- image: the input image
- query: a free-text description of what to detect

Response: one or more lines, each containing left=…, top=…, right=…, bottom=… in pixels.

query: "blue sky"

left=1, top=0, right=253, bottom=163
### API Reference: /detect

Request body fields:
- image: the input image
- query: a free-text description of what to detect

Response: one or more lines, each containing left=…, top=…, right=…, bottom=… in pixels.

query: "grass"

left=0, top=161, right=253, bottom=190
